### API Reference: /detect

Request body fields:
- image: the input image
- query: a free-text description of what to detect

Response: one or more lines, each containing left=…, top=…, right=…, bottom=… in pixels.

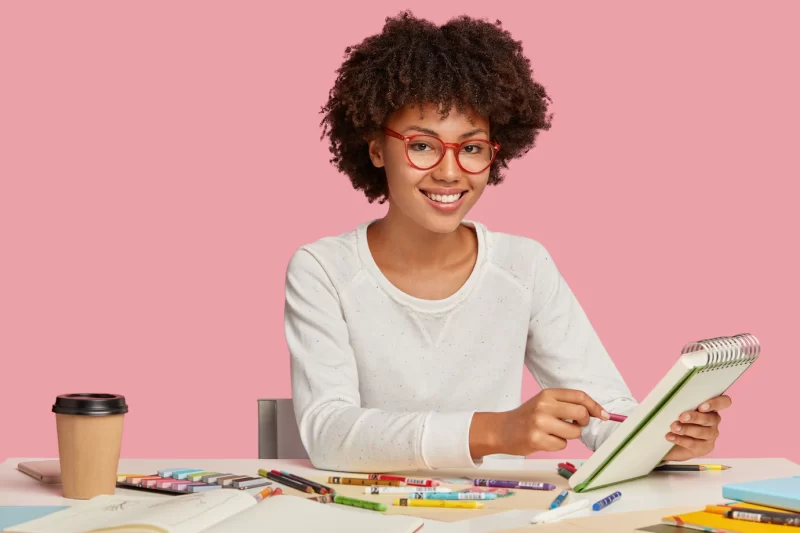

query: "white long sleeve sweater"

left=284, top=220, right=638, bottom=473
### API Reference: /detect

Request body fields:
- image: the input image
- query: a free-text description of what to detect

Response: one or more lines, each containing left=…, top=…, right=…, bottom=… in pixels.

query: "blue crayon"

left=592, top=491, right=622, bottom=511
left=411, top=492, right=497, bottom=500
left=549, top=489, right=569, bottom=509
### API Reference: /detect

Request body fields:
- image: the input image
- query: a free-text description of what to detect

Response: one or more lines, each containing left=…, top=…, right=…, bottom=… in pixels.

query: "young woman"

left=284, top=12, right=731, bottom=473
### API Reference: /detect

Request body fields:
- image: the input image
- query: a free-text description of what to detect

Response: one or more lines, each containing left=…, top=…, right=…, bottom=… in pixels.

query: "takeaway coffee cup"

left=52, top=393, right=128, bottom=499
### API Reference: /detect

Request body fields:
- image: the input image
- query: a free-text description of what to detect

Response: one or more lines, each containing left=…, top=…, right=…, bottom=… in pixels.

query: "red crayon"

left=368, top=474, right=438, bottom=487
left=608, top=413, right=627, bottom=422
left=557, top=463, right=576, bottom=473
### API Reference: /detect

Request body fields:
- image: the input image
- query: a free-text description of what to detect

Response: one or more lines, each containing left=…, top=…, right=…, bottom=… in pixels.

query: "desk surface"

left=1, top=457, right=797, bottom=532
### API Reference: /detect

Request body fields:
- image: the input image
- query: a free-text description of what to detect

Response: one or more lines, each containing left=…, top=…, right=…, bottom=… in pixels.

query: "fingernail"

left=674, top=423, right=682, bottom=433
left=681, top=413, right=691, bottom=422
left=667, top=434, right=676, bottom=442
left=601, top=410, right=610, bottom=419
left=700, top=403, right=710, bottom=412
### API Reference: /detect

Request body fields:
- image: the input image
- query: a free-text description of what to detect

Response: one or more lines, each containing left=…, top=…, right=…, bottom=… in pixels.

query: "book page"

left=4, top=491, right=255, bottom=533
left=202, top=495, right=424, bottom=533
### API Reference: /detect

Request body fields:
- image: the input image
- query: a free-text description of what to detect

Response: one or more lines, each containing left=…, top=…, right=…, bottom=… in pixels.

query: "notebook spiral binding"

left=681, top=333, right=760, bottom=370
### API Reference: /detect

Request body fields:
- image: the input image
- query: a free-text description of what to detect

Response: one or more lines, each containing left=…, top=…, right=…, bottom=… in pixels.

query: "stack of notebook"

left=649, top=476, right=800, bottom=532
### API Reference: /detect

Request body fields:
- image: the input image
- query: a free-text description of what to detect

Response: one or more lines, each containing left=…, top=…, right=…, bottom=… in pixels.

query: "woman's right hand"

left=470, top=388, right=610, bottom=458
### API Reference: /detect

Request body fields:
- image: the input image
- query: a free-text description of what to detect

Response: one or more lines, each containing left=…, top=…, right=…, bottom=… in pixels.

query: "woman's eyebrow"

left=402, top=126, right=489, bottom=139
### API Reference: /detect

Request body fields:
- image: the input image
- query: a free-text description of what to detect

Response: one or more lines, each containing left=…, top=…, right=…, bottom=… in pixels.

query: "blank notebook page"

left=202, top=495, right=424, bottom=533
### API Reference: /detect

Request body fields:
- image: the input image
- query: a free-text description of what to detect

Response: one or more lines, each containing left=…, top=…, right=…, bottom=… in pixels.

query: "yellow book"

left=662, top=502, right=800, bottom=532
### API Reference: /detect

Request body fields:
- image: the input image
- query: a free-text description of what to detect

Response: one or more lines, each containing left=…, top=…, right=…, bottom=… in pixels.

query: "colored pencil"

left=278, top=470, right=331, bottom=494
left=259, top=469, right=313, bottom=493
left=308, top=493, right=335, bottom=503
left=653, top=464, right=731, bottom=471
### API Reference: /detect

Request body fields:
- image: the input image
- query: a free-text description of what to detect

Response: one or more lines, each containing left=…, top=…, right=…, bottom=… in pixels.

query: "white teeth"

left=425, top=192, right=461, bottom=204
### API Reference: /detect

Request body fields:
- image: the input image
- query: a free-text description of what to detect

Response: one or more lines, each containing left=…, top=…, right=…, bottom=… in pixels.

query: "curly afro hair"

left=320, top=10, right=554, bottom=203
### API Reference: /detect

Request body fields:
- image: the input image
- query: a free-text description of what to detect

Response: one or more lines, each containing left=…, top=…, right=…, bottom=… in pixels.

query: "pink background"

left=1, top=1, right=797, bottom=463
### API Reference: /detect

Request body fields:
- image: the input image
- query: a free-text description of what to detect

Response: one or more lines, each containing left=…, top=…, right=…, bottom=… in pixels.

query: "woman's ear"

left=367, top=134, right=385, bottom=168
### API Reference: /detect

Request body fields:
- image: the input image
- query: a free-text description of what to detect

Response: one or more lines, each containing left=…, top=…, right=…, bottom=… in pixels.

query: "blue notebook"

left=0, top=507, right=67, bottom=531
left=722, top=476, right=800, bottom=512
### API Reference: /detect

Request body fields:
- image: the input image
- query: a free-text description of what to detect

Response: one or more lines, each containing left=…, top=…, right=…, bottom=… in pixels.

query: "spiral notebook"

left=570, top=333, right=760, bottom=493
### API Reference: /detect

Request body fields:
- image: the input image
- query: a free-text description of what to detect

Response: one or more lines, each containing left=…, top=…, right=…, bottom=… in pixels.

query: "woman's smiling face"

left=369, top=103, right=495, bottom=234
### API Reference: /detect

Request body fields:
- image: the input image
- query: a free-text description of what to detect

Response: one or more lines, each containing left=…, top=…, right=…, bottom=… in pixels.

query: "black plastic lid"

left=52, top=393, right=128, bottom=416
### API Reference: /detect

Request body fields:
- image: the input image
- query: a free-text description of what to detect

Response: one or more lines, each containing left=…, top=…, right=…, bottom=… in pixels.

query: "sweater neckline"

left=356, top=219, right=487, bottom=313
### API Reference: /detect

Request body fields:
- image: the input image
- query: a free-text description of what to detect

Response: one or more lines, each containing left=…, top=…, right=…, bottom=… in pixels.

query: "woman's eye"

left=462, top=144, right=483, bottom=154
left=410, top=143, right=430, bottom=152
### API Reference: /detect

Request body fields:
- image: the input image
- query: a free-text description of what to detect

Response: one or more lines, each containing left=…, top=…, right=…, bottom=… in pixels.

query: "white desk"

left=1, top=457, right=797, bottom=532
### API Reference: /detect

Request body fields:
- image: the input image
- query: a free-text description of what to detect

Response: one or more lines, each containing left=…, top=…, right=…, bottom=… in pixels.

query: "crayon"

left=255, top=486, right=282, bottom=502
left=592, top=491, right=622, bottom=511
left=328, top=476, right=401, bottom=486
left=334, top=495, right=387, bottom=512
left=365, top=486, right=450, bottom=494
left=550, top=490, right=569, bottom=509
left=368, top=474, right=438, bottom=487
left=410, top=492, right=496, bottom=500
left=557, top=468, right=574, bottom=479
left=557, top=462, right=576, bottom=473
left=474, top=479, right=555, bottom=490
left=394, top=498, right=483, bottom=509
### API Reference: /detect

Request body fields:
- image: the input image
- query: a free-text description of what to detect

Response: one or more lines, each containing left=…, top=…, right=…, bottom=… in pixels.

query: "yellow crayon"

left=328, top=476, right=401, bottom=486
left=394, top=498, right=483, bottom=509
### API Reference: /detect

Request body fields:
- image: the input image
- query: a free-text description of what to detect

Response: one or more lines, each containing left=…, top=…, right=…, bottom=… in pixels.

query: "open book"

left=3, top=491, right=425, bottom=533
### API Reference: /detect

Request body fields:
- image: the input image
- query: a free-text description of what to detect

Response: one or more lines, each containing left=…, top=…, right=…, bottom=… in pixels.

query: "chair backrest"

left=257, top=398, right=309, bottom=459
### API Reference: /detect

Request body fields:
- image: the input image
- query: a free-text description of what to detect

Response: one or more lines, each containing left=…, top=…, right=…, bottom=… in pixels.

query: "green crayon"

left=333, top=495, right=387, bottom=512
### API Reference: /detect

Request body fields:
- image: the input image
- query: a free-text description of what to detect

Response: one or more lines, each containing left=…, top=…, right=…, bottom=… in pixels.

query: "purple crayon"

left=473, top=479, right=556, bottom=491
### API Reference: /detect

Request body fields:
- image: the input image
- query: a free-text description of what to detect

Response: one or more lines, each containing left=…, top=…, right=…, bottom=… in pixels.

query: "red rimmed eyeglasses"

left=384, top=127, right=500, bottom=174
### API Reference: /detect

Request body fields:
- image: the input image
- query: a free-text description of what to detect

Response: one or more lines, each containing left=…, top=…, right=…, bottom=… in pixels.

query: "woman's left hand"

left=662, top=395, right=732, bottom=461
